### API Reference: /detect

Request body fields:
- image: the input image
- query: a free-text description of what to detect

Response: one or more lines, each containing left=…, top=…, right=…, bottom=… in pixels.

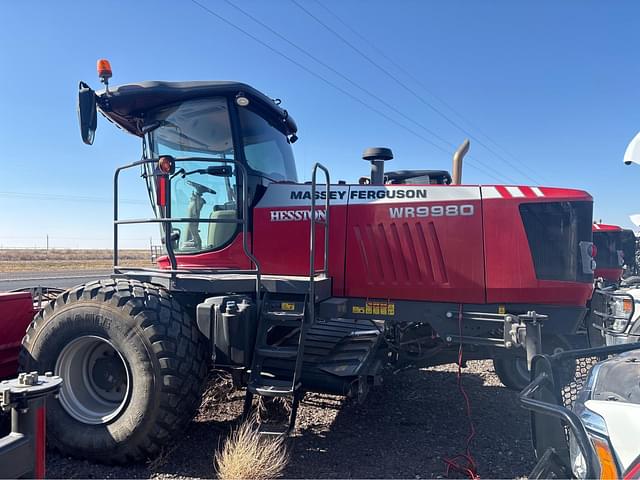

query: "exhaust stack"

left=452, top=139, right=470, bottom=185
left=363, top=147, right=393, bottom=185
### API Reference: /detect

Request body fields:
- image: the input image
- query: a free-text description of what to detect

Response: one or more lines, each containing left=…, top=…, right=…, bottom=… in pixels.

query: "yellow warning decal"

left=281, top=302, right=296, bottom=311
left=352, top=301, right=395, bottom=316
left=498, top=305, right=506, bottom=315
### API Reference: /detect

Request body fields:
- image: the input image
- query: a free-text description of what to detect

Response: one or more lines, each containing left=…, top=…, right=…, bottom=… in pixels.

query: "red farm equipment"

left=0, top=291, right=62, bottom=479
left=592, top=223, right=637, bottom=284
left=16, top=62, right=597, bottom=463
left=0, top=292, right=36, bottom=379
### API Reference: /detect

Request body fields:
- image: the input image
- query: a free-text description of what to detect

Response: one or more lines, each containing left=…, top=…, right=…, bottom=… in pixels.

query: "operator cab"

left=79, top=80, right=298, bottom=256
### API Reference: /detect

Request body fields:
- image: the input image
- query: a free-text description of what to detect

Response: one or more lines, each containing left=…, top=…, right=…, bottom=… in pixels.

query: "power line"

left=189, top=0, right=507, bottom=184
left=222, top=0, right=511, bottom=183
left=313, top=0, right=547, bottom=184
left=291, top=0, right=537, bottom=185
left=224, top=0, right=453, bottom=151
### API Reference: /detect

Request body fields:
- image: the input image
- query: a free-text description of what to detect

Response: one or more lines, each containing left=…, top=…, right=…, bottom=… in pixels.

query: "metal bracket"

left=0, top=372, right=62, bottom=412
left=504, top=311, right=548, bottom=368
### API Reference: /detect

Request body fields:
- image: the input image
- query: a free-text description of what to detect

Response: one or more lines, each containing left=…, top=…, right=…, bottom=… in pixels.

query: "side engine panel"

left=343, top=185, right=486, bottom=303
left=253, top=183, right=594, bottom=308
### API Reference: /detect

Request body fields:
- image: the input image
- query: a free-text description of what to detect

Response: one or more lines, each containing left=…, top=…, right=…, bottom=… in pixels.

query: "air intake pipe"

left=452, top=139, right=470, bottom=185
left=363, top=147, right=393, bottom=185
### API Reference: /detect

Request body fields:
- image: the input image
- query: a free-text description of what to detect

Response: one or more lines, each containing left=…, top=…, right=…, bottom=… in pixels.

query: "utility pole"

left=46, top=234, right=49, bottom=253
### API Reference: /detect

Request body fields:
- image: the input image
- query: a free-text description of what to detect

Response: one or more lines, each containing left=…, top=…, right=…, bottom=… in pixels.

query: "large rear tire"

left=19, top=279, right=208, bottom=464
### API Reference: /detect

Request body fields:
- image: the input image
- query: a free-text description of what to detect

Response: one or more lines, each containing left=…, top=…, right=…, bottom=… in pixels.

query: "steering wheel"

left=186, top=180, right=216, bottom=195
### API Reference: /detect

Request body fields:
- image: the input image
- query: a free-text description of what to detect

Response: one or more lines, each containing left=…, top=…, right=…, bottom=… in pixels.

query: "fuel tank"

left=253, top=183, right=594, bottom=307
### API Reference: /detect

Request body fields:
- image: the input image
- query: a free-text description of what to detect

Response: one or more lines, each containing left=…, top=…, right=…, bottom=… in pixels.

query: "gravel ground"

left=46, top=360, right=536, bottom=479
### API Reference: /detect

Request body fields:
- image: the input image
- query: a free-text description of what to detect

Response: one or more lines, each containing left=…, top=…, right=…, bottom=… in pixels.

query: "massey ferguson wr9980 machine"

left=19, top=61, right=596, bottom=463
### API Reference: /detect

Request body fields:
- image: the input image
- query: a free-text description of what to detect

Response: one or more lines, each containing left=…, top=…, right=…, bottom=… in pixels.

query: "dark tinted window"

left=620, top=230, right=637, bottom=268
left=593, top=231, right=622, bottom=269
left=519, top=201, right=593, bottom=282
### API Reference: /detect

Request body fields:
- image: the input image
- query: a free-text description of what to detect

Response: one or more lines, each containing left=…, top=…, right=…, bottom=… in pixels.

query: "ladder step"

left=258, top=423, right=290, bottom=436
left=263, top=312, right=304, bottom=323
left=256, top=346, right=298, bottom=359
left=249, top=378, right=301, bottom=396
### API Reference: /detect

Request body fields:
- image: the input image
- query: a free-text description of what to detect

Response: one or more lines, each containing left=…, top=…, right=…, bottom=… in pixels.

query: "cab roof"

left=593, top=223, right=622, bottom=232
left=95, top=81, right=297, bottom=137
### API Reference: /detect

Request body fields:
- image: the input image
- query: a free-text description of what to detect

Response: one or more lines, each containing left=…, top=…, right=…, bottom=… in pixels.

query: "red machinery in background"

left=0, top=292, right=36, bottom=379
left=592, top=223, right=637, bottom=283
left=0, top=292, right=62, bottom=479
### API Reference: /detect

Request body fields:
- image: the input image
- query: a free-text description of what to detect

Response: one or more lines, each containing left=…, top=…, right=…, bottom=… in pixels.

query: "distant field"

left=0, top=249, right=153, bottom=272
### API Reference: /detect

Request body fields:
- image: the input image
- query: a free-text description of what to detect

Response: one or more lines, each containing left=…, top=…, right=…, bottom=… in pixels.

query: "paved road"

left=0, top=270, right=111, bottom=291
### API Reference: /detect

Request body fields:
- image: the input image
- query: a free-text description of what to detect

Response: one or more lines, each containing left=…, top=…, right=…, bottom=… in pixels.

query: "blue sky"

left=1, top=0, right=639, bottom=248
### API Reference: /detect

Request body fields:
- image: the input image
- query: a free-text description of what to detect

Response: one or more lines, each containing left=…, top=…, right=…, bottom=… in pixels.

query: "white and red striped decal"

left=481, top=186, right=546, bottom=200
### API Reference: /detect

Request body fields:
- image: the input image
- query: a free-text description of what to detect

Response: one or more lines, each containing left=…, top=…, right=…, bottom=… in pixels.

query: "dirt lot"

left=47, top=360, right=536, bottom=479
left=0, top=249, right=152, bottom=272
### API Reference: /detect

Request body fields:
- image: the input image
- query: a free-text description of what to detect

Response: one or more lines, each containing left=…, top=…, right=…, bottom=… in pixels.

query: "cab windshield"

left=147, top=97, right=237, bottom=253
left=145, top=97, right=298, bottom=254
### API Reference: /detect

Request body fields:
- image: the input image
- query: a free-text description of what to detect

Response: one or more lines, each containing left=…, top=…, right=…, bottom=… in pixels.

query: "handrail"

left=309, top=163, right=330, bottom=281
left=520, top=372, right=600, bottom=480
left=113, top=156, right=262, bottom=309
left=293, top=163, right=330, bottom=387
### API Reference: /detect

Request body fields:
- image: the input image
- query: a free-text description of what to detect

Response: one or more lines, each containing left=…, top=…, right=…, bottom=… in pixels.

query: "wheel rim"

left=56, top=336, right=131, bottom=425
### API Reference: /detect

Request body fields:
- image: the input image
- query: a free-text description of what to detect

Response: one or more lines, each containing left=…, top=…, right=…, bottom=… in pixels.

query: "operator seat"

left=207, top=203, right=237, bottom=249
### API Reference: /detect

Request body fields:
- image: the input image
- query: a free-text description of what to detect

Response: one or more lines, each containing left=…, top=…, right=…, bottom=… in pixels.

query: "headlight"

left=569, top=431, right=588, bottom=479
left=607, top=295, right=634, bottom=333
left=571, top=401, right=619, bottom=479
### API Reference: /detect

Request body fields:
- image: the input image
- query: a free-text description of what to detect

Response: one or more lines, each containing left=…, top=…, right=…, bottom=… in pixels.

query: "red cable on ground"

left=443, top=304, right=480, bottom=480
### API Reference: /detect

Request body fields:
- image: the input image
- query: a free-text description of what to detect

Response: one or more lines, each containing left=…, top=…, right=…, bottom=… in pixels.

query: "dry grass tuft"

left=215, top=420, right=289, bottom=480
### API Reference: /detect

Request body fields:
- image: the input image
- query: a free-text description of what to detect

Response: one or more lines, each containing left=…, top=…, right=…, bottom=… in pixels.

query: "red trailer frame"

left=0, top=292, right=36, bottom=379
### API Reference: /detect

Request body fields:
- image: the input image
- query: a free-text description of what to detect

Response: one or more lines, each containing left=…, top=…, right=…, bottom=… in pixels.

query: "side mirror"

left=78, top=81, right=97, bottom=145
left=623, top=131, right=640, bottom=165
left=206, top=165, right=233, bottom=177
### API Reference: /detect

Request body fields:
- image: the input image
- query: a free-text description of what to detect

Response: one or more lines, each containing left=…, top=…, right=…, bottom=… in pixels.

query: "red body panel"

left=0, top=292, right=34, bottom=378
left=342, top=186, right=485, bottom=302
left=160, top=183, right=594, bottom=308
left=157, top=234, right=251, bottom=270
left=253, top=202, right=348, bottom=295
left=482, top=186, right=593, bottom=306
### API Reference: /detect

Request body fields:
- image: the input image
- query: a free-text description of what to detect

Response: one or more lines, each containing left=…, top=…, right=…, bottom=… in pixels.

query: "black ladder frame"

left=243, top=162, right=331, bottom=432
